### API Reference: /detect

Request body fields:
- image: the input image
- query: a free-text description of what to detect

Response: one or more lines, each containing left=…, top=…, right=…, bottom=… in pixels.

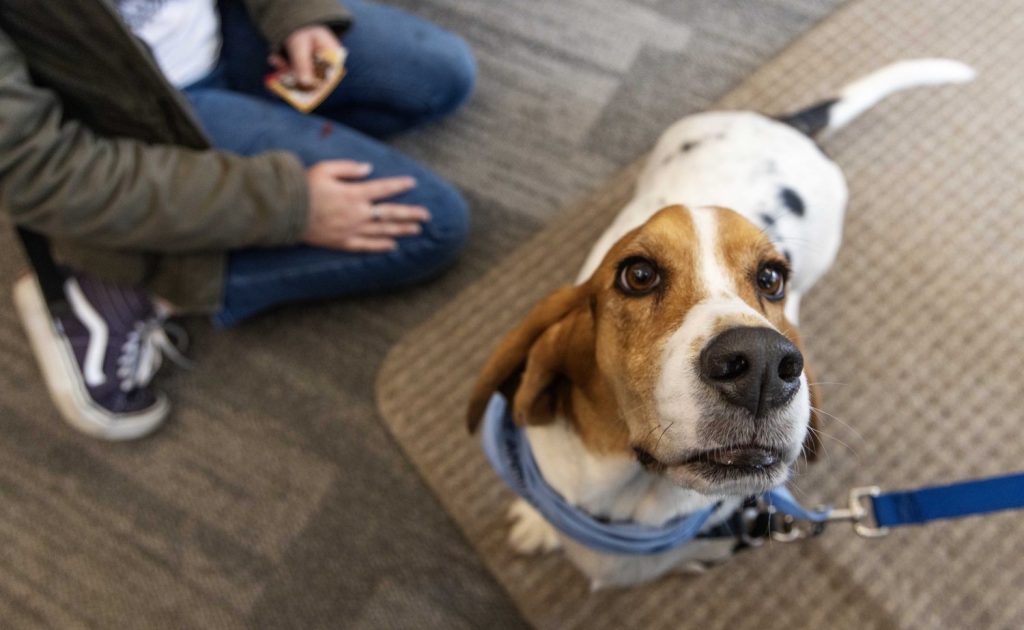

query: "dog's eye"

left=617, top=257, right=661, bottom=295
left=756, top=263, right=786, bottom=301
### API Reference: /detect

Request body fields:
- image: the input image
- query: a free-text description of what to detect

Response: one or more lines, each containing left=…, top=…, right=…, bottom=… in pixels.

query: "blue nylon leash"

left=479, top=393, right=1024, bottom=552
left=869, top=472, right=1024, bottom=530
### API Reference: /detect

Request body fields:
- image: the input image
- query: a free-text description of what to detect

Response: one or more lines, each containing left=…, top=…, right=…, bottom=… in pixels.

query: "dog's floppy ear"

left=466, top=284, right=593, bottom=433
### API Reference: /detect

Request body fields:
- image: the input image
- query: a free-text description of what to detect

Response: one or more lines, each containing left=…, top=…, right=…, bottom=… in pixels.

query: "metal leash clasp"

left=736, top=486, right=889, bottom=548
left=824, top=486, right=890, bottom=538
left=736, top=498, right=825, bottom=546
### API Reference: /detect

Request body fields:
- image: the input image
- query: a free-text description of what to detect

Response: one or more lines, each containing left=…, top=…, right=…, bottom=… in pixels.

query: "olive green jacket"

left=0, top=0, right=351, bottom=312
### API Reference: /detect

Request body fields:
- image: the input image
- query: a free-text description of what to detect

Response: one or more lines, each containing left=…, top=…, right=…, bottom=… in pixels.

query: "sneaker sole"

left=13, top=274, right=170, bottom=441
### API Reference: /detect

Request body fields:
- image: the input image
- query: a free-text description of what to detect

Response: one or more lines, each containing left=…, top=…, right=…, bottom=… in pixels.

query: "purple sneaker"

left=13, top=271, right=188, bottom=440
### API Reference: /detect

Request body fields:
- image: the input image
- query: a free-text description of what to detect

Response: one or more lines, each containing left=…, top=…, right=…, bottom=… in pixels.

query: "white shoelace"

left=116, top=318, right=192, bottom=392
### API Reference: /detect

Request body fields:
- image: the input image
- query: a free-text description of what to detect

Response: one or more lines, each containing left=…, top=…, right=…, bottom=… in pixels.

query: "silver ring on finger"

left=371, top=205, right=383, bottom=222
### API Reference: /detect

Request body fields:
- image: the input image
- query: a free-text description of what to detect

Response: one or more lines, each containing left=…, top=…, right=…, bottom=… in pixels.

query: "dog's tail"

left=779, top=59, right=976, bottom=137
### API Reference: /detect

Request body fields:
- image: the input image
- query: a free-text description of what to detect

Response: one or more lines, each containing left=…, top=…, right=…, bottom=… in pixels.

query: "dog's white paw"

left=677, top=560, right=711, bottom=575
left=507, top=499, right=561, bottom=555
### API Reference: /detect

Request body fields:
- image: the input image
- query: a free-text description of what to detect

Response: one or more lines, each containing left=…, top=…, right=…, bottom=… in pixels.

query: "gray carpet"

left=0, top=1, right=843, bottom=627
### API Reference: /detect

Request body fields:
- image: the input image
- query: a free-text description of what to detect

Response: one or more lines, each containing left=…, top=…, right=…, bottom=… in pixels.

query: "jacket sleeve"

left=242, top=0, right=353, bottom=50
left=0, top=29, right=310, bottom=253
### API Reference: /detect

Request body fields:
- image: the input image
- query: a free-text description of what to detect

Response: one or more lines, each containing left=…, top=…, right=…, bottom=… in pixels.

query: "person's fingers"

left=348, top=176, right=417, bottom=201
left=370, top=203, right=432, bottom=223
left=342, top=236, right=399, bottom=253
left=356, top=221, right=423, bottom=238
left=288, top=35, right=316, bottom=87
left=314, top=29, right=343, bottom=55
left=315, top=160, right=373, bottom=179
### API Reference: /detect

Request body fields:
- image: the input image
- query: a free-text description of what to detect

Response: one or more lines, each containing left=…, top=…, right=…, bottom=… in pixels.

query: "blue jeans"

left=184, top=0, right=476, bottom=327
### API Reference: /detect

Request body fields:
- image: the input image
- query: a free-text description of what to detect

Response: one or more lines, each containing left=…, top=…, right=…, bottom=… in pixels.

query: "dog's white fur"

left=506, top=59, right=975, bottom=588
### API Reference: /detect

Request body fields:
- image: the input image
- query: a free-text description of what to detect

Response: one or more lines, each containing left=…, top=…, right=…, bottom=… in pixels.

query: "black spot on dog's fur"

left=760, top=213, right=776, bottom=227
left=780, top=187, right=805, bottom=216
left=782, top=249, right=792, bottom=263
left=681, top=140, right=700, bottom=152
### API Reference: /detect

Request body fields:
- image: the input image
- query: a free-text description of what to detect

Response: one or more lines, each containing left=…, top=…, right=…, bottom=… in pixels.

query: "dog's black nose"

left=699, top=326, right=803, bottom=417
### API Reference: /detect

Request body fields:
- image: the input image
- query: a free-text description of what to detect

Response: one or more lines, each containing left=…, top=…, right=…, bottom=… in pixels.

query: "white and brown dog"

left=468, top=60, right=974, bottom=588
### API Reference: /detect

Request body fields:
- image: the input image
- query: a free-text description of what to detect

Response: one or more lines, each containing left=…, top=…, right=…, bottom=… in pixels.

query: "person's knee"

left=425, top=33, right=477, bottom=118
left=419, top=177, right=470, bottom=272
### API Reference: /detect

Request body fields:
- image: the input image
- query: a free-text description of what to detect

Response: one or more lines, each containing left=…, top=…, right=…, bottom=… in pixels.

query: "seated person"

left=0, top=0, right=475, bottom=439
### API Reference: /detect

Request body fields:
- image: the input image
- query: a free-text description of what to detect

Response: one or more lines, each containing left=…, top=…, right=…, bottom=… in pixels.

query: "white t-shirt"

left=116, top=0, right=221, bottom=88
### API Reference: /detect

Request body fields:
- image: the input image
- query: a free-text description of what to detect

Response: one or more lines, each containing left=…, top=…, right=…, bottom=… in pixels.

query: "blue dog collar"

left=479, top=393, right=830, bottom=556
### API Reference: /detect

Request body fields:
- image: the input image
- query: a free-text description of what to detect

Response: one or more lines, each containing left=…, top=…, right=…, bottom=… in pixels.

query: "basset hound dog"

left=468, top=59, right=975, bottom=588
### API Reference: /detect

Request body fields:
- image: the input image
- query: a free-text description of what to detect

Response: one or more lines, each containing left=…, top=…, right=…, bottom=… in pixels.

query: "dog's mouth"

left=681, top=445, right=785, bottom=476
left=634, top=444, right=787, bottom=483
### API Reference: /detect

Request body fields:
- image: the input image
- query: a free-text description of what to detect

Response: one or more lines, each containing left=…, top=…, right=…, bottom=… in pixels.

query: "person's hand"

left=274, top=25, right=343, bottom=89
left=303, top=160, right=431, bottom=253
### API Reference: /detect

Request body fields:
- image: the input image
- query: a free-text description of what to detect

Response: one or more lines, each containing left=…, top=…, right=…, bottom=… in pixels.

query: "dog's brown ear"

left=466, top=284, right=593, bottom=433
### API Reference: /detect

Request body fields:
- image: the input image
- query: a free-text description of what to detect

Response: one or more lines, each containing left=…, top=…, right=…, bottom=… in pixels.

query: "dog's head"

left=467, top=205, right=821, bottom=496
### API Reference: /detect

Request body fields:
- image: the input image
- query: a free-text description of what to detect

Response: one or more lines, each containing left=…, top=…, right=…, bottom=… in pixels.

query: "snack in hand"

left=265, top=47, right=347, bottom=113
